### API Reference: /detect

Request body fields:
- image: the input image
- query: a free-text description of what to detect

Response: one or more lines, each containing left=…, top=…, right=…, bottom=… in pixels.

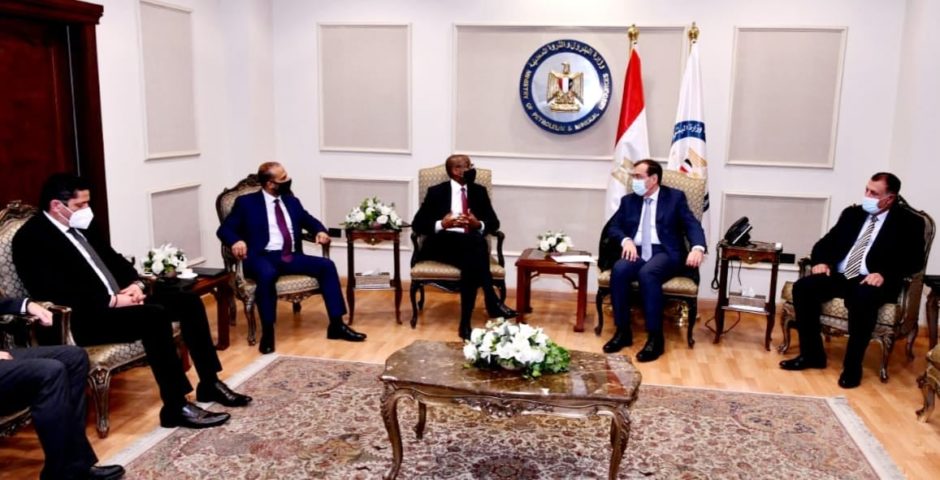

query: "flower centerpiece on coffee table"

left=342, top=197, right=404, bottom=231
left=463, top=317, right=571, bottom=378
left=143, top=243, right=187, bottom=277
left=537, top=230, right=573, bottom=253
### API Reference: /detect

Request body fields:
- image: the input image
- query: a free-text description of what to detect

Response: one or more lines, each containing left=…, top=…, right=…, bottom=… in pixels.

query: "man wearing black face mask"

left=218, top=162, right=365, bottom=353
left=412, top=154, right=517, bottom=339
left=13, top=174, right=250, bottom=430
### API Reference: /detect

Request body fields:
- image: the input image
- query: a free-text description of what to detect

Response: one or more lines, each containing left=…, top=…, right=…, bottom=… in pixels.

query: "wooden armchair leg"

left=594, top=288, right=608, bottom=336
left=87, top=368, right=112, bottom=438
left=917, top=373, right=937, bottom=422
left=410, top=282, right=421, bottom=329
left=292, top=302, right=302, bottom=314
left=878, top=337, right=895, bottom=383
left=906, top=325, right=919, bottom=362
left=245, top=300, right=258, bottom=346
left=778, top=307, right=794, bottom=354
left=495, top=280, right=507, bottom=303
left=686, top=300, right=697, bottom=348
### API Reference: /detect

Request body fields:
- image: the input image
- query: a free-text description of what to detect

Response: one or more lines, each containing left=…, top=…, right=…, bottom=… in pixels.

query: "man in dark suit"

left=780, top=172, right=925, bottom=388
left=13, top=174, right=250, bottom=430
left=411, top=154, right=517, bottom=340
left=217, top=162, right=365, bottom=354
left=602, top=159, right=706, bottom=362
left=0, top=297, right=125, bottom=480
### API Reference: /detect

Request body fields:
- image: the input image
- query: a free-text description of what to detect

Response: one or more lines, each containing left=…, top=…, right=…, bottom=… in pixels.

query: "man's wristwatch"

left=133, top=280, right=147, bottom=291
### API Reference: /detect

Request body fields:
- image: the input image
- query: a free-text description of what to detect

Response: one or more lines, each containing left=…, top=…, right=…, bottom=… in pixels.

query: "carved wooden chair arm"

left=492, top=230, right=506, bottom=267
left=301, top=232, right=331, bottom=259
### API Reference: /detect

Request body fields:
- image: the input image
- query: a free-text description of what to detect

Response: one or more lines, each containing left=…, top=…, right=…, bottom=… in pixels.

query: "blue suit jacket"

left=607, top=186, right=706, bottom=263
left=217, top=191, right=327, bottom=257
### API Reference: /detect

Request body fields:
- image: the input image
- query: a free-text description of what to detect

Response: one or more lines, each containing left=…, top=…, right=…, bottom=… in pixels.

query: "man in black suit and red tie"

left=13, top=174, right=250, bottom=430
left=0, top=297, right=125, bottom=480
left=411, top=154, right=517, bottom=340
left=780, top=172, right=925, bottom=388
left=602, top=159, right=707, bottom=362
left=217, top=162, right=365, bottom=354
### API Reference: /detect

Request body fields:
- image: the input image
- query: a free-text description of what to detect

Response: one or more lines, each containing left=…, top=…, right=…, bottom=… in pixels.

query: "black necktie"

left=67, top=228, right=121, bottom=292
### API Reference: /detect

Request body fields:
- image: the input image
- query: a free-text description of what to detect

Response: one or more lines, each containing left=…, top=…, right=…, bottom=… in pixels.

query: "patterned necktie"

left=640, top=197, right=653, bottom=261
left=460, top=187, right=469, bottom=233
left=843, top=215, right=877, bottom=279
left=273, top=199, right=293, bottom=262
left=67, top=228, right=121, bottom=292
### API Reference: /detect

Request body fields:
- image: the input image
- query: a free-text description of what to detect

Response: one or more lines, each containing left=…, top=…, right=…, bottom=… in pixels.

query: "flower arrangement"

left=143, top=244, right=187, bottom=276
left=537, top=230, right=573, bottom=253
left=463, top=317, right=571, bottom=378
left=342, top=197, right=404, bottom=231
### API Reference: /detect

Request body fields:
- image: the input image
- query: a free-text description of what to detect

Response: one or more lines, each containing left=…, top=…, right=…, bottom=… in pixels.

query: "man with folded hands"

left=13, top=174, right=251, bottom=430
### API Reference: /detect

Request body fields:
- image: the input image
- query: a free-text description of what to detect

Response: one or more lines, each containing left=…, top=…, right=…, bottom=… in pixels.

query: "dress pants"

left=610, top=245, right=680, bottom=333
left=244, top=251, right=347, bottom=325
left=793, top=273, right=887, bottom=373
left=0, top=345, right=97, bottom=480
left=420, top=231, right=500, bottom=326
left=69, top=290, right=222, bottom=408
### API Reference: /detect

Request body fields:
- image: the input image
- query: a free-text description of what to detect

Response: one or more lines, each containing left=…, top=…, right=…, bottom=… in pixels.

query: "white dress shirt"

left=263, top=190, right=295, bottom=251
left=43, top=211, right=116, bottom=295
left=434, top=179, right=485, bottom=233
left=619, top=188, right=705, bottom=252
left=836, top=209, right=889, bottom=276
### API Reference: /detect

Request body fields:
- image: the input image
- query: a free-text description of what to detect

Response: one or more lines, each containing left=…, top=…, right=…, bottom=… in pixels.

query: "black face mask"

left=272, top=179, right=293, bottom=196
left=463, top=168, right=477, bottom=185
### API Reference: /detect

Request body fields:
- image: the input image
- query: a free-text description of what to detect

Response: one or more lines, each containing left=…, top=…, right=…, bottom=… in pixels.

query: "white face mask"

left=60, top=205, right=94, bottom=230
left=861, top=197, right=881, bottom=214
left=631, top=178, right=648, bottom=197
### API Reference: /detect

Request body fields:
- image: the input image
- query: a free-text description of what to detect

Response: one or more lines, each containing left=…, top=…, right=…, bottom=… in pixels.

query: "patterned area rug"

left=110, top=355, right=902, bottom=479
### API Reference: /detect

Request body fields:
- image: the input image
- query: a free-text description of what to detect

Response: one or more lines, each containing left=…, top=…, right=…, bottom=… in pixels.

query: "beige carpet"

left=108, top=354, right=902, bottom=479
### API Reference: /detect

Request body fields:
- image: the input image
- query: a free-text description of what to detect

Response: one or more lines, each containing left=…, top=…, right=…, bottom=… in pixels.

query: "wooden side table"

left=345, top=228, right=405, bottom=324
left=514, top=248, right=591, bottom=332
left=713, top=240, right=781, bottom=351
left=925, top=275, right=940, bottom=350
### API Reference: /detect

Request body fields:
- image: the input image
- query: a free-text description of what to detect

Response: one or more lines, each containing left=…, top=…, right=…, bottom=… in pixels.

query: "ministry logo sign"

left=519, top=39, right=612, bottom=135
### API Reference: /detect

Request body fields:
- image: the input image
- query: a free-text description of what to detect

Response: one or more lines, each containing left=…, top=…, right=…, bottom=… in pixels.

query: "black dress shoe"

left=838, top=371, right=862, bottom=389
left=196, top=380, right=252, bottom=407
left=159, top=402, right=231, bottom=429
left=87, top=464, right=125, bottom=480
left=635, top=336, right=665, bottom=363
left=459, top=323, right=472, bottom=340
left=602, top=330, right=633, bottom=353
left=327, top=323, right=366, bottom=341
left=779, top=355, right=827, bottom=371
left=487, top=303, right=518, bottom=319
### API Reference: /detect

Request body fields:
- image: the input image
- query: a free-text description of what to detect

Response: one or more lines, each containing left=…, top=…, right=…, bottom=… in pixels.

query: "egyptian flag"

left=667, top=41, right=710, bottom=240
left=606, top=45, right=650, bottom=220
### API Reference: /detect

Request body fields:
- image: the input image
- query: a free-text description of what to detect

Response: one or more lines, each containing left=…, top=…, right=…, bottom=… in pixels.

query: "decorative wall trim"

left=320, top=175, right=413, bottom=250
left=147, top=182, right=205, bottom=265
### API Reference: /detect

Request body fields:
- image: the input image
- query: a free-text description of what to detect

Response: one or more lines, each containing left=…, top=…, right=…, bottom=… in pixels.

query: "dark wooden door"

left=0, top=0, right=109, bottom=235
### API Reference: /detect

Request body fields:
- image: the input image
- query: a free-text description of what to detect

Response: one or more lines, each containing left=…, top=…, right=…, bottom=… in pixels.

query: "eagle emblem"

left=547, top=62, right=584, bottom=112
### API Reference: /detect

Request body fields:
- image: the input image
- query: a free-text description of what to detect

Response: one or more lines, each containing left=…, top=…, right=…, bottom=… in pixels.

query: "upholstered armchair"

left=594, top=170, right=706, bottom=347
left=215, top=175, right=330, bottom=345
left=917, top=344, right=940, bottom=422
left=0, top=306, right=43, bottom=437
left=409, top=166, right=507, bottom=328
left=0, top=201, right=188, bottom=438
left=779, top=202, right=935, bottom=383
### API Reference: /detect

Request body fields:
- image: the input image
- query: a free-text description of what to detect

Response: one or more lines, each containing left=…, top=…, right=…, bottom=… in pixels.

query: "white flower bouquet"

left=143, top=244, right=187, bottom=276
left=342, top=197, right=404, bottom=231
left=537, top=230, right=573, bottom=253
left=462, top=317, right=571, bottom=378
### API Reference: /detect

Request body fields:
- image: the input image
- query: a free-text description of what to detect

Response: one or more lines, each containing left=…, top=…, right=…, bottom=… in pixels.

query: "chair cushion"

left=411, top=259, right=505, bottom=281
left=275, top=275, right=320, bottom=295
left=84, top=341, right=147, bottom=370
left=926, top=344, right=940, bottom=367
left=781, top=281, right=898, bottom=328
left=596, top=269, right=697, bottom=296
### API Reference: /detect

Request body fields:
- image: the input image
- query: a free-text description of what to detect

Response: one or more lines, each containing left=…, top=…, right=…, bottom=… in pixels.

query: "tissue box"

left=355, top=272, right=391, bottom=289
left=728, top=292, right=766, bottom=309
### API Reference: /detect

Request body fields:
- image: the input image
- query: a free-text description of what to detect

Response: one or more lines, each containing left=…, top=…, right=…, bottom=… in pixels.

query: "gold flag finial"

left=689, top=22, right=700, bottom=44
left=628, top=24, right=639, bottom=45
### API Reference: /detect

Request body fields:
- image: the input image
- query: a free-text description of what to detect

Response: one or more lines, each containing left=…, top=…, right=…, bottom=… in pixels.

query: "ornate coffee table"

left=379, top=340, right=642, bottom=479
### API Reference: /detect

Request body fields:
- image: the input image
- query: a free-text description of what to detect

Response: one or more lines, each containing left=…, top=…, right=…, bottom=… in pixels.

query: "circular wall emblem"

left=519, top=39, right=612, bottom=135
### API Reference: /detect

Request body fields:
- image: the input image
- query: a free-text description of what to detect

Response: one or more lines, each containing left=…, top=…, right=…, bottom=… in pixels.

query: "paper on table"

left=551, top=254, right=596, bottom=264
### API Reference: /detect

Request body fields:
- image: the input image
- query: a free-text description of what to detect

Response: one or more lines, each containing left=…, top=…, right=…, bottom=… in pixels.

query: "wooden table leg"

left=516, top=267, right=528, bottom=323
left=574, top=270, right=586, bottom=332
left=214, top=283, right=233, bottom=351
left=381, top=389, right=408, bottom=480
left=347, top=236, right=356, bottom=324
left=608, top=406, right=631, bottom=480
left=393, top=238, right=402, bottom=324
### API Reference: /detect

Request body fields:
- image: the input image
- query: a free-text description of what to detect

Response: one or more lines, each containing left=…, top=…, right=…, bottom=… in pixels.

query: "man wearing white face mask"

left=780, top=172, right=925, bottom=388
left=14, top=174, right=252, bottom=430
left=602, top=159, right=706, bottom=362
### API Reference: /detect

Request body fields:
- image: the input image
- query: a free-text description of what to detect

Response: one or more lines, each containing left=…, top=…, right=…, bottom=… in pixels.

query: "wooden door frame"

left=0, top=0, right=110, bottom=237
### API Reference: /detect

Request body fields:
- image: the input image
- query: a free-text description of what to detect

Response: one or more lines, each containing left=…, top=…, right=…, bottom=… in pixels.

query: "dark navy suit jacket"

left=607, top=186, right=706, bottom=264
left=217, top=191, right=327, bottom=256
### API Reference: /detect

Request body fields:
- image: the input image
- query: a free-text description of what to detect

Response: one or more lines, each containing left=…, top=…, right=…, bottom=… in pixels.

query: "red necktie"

left=274, top=199, right=293, bottom=262
left=460, top=187, right=469, bottom=233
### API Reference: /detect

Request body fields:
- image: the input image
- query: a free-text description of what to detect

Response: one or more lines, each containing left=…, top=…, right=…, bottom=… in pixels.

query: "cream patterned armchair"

left=409, top=166, right=507, bottom=328
left=779, top=201, right=935, bottom=383
left=215, top=175, right=329, bottom=345
left=0, top=201, right=187, bottom=438
left=594, top=170, right=706, bottom=346
left=917, top=344, right=940, bottom=422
